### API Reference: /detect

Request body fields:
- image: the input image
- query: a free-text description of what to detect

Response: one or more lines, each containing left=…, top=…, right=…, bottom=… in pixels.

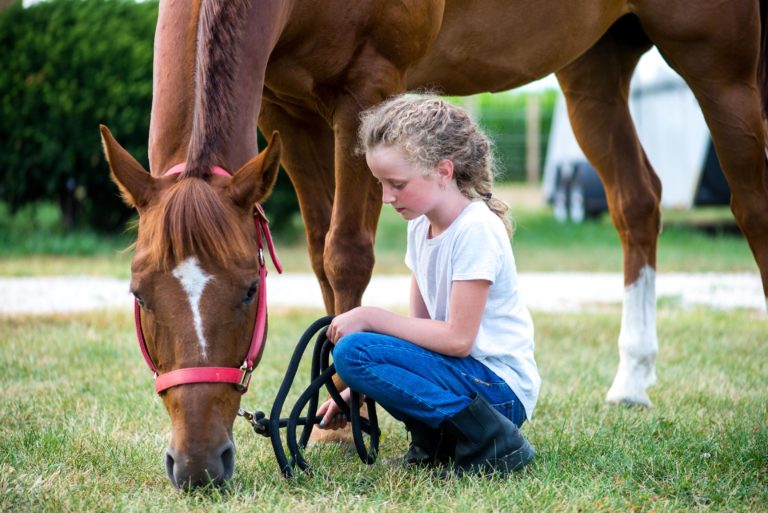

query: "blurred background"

left=3, top=6, right=765, bottom=509
left=0, top=0, right=753, bottom=278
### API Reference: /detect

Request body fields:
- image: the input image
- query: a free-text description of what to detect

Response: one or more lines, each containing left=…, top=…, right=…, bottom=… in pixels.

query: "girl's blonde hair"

left=358, top=94, right=512, bottom=235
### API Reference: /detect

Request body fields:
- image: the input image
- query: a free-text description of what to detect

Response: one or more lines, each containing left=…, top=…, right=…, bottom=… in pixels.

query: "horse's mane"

left=141, top=178, right=253, bottom=270
left=185, top=0, right=251, bottom=179
left=760, top=0, right=768, bottom=121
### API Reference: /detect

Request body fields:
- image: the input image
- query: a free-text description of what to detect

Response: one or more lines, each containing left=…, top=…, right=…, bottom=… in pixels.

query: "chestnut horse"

left=101, top=0, right=768, bottom=488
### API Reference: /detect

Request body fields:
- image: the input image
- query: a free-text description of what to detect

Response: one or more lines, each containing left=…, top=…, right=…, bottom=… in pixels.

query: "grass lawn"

left=346, top=187, right=760, bottom=275
left=1, top=306, right=766, bottom=512
left=0, top=185, right=758, bottom=278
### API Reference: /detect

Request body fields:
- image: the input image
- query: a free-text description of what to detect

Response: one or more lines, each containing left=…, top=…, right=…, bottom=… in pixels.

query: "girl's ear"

left=435, top=158, right=455, bottom=184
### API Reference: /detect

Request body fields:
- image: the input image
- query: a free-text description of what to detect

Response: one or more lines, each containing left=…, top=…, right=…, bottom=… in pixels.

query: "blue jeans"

left=333, top=332, right=526, bottom=429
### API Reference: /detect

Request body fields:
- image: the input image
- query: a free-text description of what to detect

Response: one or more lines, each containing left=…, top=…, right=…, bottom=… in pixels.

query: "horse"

left=100, top=0, right=768, bottom=488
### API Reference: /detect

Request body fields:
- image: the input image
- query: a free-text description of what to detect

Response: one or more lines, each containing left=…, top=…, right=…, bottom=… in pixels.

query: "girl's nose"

left=381, top=187, right=395, bottom=204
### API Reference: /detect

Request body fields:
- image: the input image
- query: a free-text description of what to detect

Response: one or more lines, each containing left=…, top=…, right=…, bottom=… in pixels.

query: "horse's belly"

left=408, top=0, right=629, bottom=95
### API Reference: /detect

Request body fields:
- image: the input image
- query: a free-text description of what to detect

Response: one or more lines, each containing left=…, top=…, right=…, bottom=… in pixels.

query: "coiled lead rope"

left=238, top=316, right=380, bottom=477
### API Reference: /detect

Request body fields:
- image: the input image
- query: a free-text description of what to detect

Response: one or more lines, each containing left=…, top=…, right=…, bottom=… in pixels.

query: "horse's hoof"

left=308, top=424, right=355, bottom=444
left=605, top=388, right=652, bottom=408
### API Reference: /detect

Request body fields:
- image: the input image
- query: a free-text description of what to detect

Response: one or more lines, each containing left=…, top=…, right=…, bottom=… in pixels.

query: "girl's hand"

left=317, top=388, right=364, bottom=430
left=327, top=306, right=374, bottom=344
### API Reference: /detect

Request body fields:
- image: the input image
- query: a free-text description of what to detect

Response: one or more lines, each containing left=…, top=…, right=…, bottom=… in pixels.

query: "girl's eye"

left=242, top=282, right=258, bottom=304
left=392, top=182, right=405, bottom=190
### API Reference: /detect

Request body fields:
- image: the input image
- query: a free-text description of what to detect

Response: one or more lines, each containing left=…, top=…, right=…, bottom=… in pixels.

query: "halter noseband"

left=134, top=163, right=283, bottom=394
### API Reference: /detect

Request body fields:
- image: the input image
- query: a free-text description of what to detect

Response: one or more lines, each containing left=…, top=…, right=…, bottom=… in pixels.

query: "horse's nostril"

left=219, top=442, right=235, bottom=480
left=165, top=448, right=178, bottom=488
left=163, top=442, right=234, bottom=489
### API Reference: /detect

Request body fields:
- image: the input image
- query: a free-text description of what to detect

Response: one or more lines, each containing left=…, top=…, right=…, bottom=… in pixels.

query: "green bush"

left=0, top=200, right=132, bottom=255
left=0, top=0, right=299, bottom=235
left=0, top=0, right=548, bottom=240
left=0, top=0, right=156, bottom=231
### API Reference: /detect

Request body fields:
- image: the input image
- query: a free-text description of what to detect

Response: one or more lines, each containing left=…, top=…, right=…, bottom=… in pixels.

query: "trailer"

left=542, top=50, right=730, bottom=222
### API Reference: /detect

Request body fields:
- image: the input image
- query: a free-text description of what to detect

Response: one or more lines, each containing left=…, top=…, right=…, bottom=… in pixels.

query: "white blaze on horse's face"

left=172, top=257, right=212, bottom=359
left=606, top=265, right=658, bottom=407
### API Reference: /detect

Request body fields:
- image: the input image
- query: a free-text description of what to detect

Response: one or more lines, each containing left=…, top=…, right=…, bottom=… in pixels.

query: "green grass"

left=500, top=186, right=756, bottom=274
left=0, top=185, right=758, bottom=277
left=373, top=192, right=757, bottom=274
left=507, top=206, right=756, bottom=274
left=1, top=307, right=766, bottom=512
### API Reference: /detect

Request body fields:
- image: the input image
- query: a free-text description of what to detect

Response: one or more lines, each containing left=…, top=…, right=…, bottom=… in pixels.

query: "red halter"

left=134, top=164, right=283, bottom=394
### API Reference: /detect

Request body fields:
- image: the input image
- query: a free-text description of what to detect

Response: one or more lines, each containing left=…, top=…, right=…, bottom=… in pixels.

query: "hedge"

left=0, top=0, right=299, bottom=234
left=0, top=0, right=156, bottom=231
left=0, top=0, right=553, bottom=235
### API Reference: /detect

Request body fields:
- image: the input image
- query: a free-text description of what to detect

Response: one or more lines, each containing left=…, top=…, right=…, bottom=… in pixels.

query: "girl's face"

left=366, top=145, right=442, bottom=220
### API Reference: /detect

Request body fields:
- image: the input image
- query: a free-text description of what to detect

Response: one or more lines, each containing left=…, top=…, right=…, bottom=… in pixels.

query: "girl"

left=318, top=94, right=540, bottom=476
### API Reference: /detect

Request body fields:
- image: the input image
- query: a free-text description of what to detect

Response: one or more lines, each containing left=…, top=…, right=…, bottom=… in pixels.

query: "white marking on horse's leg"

left=172, top=257, right=212, bottom=359
left=606, top=265, right=658, bottom=407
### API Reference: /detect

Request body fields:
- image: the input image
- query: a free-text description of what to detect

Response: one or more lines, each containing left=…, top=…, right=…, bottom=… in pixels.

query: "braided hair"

left=358, top=94, right=512, bottom=235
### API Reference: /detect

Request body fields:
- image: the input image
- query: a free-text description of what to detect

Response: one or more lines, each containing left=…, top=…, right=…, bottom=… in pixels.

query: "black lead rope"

left=238, top=316, right=380, bottom=477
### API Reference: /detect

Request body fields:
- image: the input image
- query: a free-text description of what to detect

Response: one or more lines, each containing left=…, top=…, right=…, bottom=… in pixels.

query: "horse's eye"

left=133, top=292, right=146, bottom=309
left=242, top=282, right=258, bottom=304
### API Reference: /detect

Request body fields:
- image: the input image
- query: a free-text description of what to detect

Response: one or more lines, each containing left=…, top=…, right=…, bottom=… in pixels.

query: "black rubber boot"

left=402, top=418, right=455, bottom=466
left=442, top=394, right=535, bottom=476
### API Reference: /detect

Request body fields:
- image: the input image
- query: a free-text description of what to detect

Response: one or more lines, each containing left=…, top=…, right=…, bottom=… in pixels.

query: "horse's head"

left=100, top=126, right=281, bottom=489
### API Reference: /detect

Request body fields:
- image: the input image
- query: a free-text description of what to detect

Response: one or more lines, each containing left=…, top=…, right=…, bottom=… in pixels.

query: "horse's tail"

left=760, top=0, right=768, bottom=120
left=186, top=0, right=251, bottom=179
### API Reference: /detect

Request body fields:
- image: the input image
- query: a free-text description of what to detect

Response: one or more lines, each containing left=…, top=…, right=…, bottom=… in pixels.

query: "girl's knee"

left=332, top=332, right=368, bottom=381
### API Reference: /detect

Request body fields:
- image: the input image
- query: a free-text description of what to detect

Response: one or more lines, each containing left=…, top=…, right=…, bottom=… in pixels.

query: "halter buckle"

left=237, top=364, right=253, bottom=392
left=258, top=247, right=265, bottom=267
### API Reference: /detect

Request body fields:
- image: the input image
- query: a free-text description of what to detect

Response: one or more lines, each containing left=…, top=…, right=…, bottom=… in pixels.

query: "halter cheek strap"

left=134, top=163, right=283, bottom=394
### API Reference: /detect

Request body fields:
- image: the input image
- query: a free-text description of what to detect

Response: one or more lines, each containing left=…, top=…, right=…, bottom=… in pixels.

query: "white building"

left=543, top=49, right=729, bottom=221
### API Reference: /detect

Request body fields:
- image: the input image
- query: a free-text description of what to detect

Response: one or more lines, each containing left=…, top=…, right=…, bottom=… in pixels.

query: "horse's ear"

left=99, top=125, right=155, bottom=210
left=229, top=131, right=282, bottom=210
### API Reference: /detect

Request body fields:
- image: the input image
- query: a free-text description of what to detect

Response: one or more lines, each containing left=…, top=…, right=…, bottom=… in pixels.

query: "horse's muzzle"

left=165, top=439, right=235, bottom=489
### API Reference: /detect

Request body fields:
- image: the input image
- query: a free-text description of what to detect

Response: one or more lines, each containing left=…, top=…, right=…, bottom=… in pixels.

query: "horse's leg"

left=325, top=87, right=403, bottom=313
left=260, top=99, right=367, bottom=444
left=304, top=76, right=404, bottom=444
left=323, top=127, right=383, bottom=313
left=637, top=1, right=768, bottom=305
left=555, top=18, right=661, bottom=406
left=262, top=95, right=384, bottom=316
left=259, top=100, right=336, bottom=312
left=261, top=94, right=383, bottom=445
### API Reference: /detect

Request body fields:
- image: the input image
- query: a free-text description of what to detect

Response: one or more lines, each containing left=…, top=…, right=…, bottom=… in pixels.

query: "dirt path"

left=0, top=272, right=763, bottom=315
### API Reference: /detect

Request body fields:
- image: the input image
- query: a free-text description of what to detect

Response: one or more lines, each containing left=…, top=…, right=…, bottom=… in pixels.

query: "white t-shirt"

left=405, top=200, right=540, bottom=419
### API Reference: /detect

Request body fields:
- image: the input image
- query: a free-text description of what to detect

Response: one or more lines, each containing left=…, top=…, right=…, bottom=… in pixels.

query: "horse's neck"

left=149, top=0, right=290, bottom=176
